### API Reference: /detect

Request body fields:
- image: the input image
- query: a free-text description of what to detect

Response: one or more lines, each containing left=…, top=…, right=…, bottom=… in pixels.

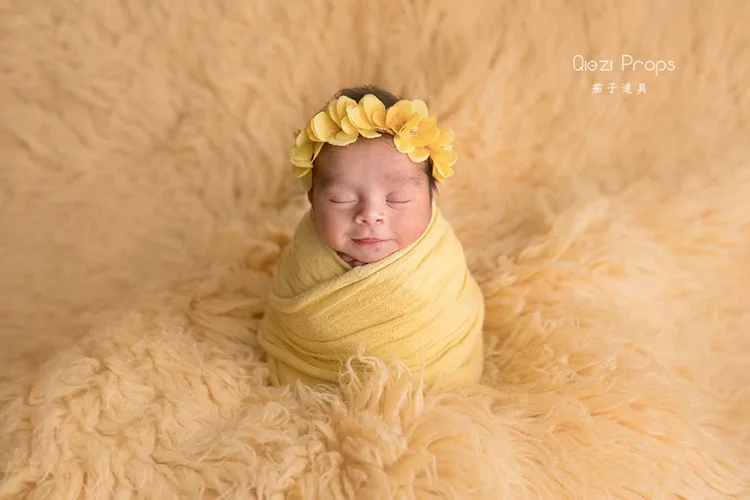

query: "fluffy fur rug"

left=2, top=0, right=749, bottom=498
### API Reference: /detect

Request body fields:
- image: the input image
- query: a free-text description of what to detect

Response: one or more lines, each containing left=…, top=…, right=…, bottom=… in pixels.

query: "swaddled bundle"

left=258, top=199, right=485, bottom=387
left=258, top=85, right=485, bottom=388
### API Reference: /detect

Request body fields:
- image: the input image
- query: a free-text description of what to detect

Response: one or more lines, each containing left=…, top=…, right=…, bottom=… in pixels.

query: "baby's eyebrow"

left=313, top=170, right=340, bottom=188
left=387, top=170, right=425, bottom=185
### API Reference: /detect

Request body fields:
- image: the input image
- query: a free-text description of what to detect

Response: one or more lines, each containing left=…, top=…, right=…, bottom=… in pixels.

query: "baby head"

left=290, top=85, right=456, bottom=265
left=309, top=87, right=436, bottom=264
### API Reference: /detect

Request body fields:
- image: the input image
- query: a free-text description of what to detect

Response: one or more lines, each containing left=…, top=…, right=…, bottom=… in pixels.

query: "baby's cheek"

left=397, top=212, right=431, bottom=247
left=315, top=211, right=347, bottom=248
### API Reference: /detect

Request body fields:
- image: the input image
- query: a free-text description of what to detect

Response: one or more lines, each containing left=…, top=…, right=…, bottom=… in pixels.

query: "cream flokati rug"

left=2, top=0, right=750, bottom=498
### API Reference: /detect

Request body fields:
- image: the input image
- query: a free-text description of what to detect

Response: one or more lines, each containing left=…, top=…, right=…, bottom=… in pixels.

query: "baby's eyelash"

left=328, top=199, right=411, bottom=204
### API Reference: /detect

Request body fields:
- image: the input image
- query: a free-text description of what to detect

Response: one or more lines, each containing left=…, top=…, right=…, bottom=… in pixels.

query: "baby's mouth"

left=352, top=237, right=387, bottom=246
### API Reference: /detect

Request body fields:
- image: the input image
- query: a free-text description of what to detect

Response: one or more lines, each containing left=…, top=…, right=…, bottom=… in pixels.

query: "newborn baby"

left=257, top=85, right=485, bottom=388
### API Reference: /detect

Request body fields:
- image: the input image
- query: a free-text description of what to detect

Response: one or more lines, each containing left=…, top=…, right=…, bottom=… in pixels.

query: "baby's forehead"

left=315, top=161, right=424, bottom=188
left=315, top=144, right=426, bottom=187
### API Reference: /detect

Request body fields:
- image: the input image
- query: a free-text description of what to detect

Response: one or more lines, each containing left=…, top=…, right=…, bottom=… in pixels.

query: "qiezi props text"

left=573, top=54, right=676, bottom=76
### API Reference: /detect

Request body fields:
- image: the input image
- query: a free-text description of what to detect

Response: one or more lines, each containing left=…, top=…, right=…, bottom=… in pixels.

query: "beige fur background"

left=2, top=0, right=750, bottom=498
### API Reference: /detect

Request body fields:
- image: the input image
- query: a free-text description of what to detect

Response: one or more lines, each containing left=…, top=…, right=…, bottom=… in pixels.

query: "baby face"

left=310, top=136, right=433, bottom=265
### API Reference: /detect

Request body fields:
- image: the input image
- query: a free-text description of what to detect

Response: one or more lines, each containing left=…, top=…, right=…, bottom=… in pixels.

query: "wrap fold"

left=258, top=201, right=485, bottom=387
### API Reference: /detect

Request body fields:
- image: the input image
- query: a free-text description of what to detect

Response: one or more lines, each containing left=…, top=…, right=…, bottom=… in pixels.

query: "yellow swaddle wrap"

left=258, top=200, right=485, bottom=388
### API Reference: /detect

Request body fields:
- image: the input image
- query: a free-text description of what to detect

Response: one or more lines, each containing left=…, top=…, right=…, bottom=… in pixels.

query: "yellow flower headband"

left=290, top=94, right=457, bottom=190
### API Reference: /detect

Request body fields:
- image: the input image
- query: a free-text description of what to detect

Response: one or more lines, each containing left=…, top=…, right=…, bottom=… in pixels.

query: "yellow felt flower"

left=323, top=96, right=357, bottom=146
left=428, top=141, right=457, bottom=184
left=290, top=128, right=323, bottom=179
left=361, top=94, right=387, bottom=129
left=386, top=100, right=422, bottom=135
left=308, top=112, right=337, bottom=142
left=433, top=127, right=455, bottom=148
left=347, top=104, right=381, bottom=138
left=394, top=115, right=440, bottom=162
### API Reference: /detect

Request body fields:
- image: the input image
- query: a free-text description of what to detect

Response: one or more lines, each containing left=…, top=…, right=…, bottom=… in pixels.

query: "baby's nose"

left=355, top=204, right=385, bottom=224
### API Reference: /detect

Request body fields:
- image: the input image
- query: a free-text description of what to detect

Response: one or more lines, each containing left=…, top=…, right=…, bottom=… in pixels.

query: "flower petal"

left=304, top=123, right=318, bottom=142
left=359, top=129, right=382, bottom=139
left=411, top=99, right=428, bottom=118
left=393, top=133, right=415, bottom=153
left=372, top=110, right=387, bottom=129
left=399, top=113, right=421, bottom=134
left=295, top=129, right=311, bottom=147
left=292, top=161, right=313, bottom=177
left=429, top=147, right=458, bottom=168
left=433, top=127, right=455, bottom=148
left=408, top=147, right=430, bottom=163
left=310, top=111, right=338, bottom=141
left=335, top=96, right=357, bottom=122
left=432, top=161, right=454, bottom=184
left=347, top=104, right=374, bottom=130
left=327, top=101, right=342, bottom=126
left=432, top=172, right=446, bottom=185
left=312, top=141, right=324, bottom=161
left=360, top=94, right=385, bottom=121
left=340, top=116, right=357, bottom=136
left=411, top=116, right=439, bottom=147
left=329, top=131, right=358, bottom=146
left=385, top=100, right=414, bottom=132
left=291, top=142, right=314, bottom=163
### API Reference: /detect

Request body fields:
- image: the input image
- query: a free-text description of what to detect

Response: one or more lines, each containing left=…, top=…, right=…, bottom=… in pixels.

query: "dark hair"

left=310, top=85, right=437, bottom=197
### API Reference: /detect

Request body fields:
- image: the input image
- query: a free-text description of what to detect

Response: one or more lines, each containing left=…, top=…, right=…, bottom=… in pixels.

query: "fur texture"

left=1, top=0, right=749, bottom=498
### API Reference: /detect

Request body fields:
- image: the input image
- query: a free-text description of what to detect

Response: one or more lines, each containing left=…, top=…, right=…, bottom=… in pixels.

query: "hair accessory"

left=290, top=94, right=457, bottom=190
